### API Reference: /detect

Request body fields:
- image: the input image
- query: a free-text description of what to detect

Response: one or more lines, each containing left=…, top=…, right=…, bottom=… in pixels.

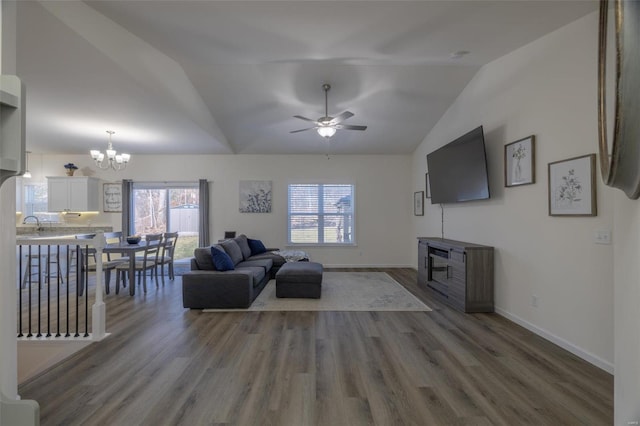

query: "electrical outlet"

left=532, top=295, right=539, bottom=308
left=594, top=229, right=612, bottom=245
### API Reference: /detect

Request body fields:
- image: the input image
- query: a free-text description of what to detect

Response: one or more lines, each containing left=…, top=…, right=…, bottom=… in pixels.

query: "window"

left=17, top=179, right=60, bottom=223
left=23, top=182, right=48, bottom=216
left=288, top=183, right=355, bottom=245
left=131, top=182, right=200, bottom=260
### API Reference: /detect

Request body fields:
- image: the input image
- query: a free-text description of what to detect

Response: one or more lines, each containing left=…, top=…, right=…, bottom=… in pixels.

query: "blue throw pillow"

left=211, top=246, right=235, bottom=271
left=248, top=238, right=267, bottom=255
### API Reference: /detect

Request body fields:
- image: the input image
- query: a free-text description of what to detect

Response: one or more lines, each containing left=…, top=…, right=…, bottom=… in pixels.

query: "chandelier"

left=90, top=130, right=131, bottom=171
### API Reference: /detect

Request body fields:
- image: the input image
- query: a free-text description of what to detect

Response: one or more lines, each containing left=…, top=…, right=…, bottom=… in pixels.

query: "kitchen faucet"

left=22, top=215, right=41, bottom=229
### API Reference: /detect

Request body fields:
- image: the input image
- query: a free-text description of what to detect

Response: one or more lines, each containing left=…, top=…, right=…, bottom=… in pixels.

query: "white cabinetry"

left=0, top=76, right=26, bottom=188
left=47, top=177, right=100, bottom=212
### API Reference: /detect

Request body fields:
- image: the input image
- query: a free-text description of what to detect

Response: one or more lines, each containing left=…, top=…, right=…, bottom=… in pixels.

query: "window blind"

left=288, top=183, right=355, bottom=245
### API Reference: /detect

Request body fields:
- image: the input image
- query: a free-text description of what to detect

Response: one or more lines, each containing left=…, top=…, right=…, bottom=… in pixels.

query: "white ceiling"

left=16, top=0, right=597, bottom=156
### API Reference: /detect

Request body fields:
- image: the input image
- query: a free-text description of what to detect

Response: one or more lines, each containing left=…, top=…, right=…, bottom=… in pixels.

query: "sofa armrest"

left=182, top=270, right=254, bottom=309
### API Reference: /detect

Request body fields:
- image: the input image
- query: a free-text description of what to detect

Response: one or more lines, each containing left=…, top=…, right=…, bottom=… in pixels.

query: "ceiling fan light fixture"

left=317, top=126, right=336, bottom=138
left=290, top=83, right=366, bottom=137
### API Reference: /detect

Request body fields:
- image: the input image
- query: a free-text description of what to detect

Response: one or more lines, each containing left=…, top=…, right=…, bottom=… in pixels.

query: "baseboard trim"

left=324, top=264, right=414, bottom=269
left=495, top=307, right=614, bottom=374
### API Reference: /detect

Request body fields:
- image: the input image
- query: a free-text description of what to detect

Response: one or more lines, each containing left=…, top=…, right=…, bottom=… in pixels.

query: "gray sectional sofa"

left=182, top=234, right=286, bottom=309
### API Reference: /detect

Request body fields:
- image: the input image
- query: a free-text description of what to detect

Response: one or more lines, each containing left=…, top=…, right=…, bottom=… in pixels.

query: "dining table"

left=103, top=239, right=161, bottom=296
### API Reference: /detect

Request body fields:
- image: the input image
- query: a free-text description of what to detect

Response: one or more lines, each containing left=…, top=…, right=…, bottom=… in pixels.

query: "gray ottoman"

left=276, top=261, right=323, bottom=298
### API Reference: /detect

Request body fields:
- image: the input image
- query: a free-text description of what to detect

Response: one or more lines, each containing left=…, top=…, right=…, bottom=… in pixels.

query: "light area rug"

left=203, top=271, right=431, bottom=312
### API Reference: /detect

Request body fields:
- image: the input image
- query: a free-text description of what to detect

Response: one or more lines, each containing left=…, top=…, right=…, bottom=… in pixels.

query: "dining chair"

left=116, top=233, right=163, bottom=293
left=134, top=233, right=164, bottom=281
left=74, top=233, right=126, bottom=295
left=157, top=232, right=179, bottom=280
left=102, top=232, right=130, bottom=294
left=104, top=232, right=129, bottom=261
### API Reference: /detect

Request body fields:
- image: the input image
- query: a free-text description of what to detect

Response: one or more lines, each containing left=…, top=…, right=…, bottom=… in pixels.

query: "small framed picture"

left=414, top=191, right=424, bottom=216
left=103, top=183, right=122, bottom=212
left=548, top=154, right=597, bottom=216
left=425, top=173, right=431, bottom=199
left=505, top=135, right=535, bottom=187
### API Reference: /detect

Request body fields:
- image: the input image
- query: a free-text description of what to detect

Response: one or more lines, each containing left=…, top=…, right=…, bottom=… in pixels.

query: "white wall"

left=614, top=192, right=640, bottom=424
left=412, top=12, right=614, bottom=372
left=26, top=154, right=412, bottom=267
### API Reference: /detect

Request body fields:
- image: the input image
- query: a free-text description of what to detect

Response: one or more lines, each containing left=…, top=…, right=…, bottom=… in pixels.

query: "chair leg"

left=78, top=269, right=86, bottom=297
left=116, top=271, right=124, bottom=295
left=169, top=262, right=174, bottom=280
left=105, top=269, right=111, bottom=294
left=157, top=264, right=163, bottom=286
left=55, top=260, right=64, bottom=285
left=21, top=257, right=32, bottom=288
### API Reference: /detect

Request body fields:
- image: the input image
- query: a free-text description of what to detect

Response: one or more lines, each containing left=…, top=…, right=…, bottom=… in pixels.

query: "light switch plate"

left=594, top=229, right=612, bottom=245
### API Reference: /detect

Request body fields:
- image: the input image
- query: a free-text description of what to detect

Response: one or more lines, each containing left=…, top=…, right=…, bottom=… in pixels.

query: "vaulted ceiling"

left=16, top=0, right=597, bottom=156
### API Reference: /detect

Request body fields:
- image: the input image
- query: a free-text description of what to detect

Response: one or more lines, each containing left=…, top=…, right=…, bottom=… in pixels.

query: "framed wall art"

left=414, top=191, right=424, bottom=216
left=103, top=183, right=122, bottom=212
left=239, top=180, right=272, bottom=213
left=505, top=135, right=535, bottom=187
left=548, top=154, right=597, bottom=216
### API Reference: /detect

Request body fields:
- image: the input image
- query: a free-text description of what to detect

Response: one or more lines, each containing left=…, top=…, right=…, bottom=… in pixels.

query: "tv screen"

left=426, top=126, right=490, bottom=204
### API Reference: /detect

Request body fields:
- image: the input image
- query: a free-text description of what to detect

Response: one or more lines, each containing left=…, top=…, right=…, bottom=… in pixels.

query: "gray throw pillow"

left=234, top=234, right=252, bottom=260
left=194, top=247, right=217, bottom=271
left=220, top=239, right=244, bottom=265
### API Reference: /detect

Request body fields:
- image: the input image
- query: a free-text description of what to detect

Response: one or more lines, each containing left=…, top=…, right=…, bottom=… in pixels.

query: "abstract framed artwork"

left=239, top=180, right=272, bottom=213
left=548, top=154, right=597, bottom=216
left=414, top=191, right=424, bottom=216
left=505, top=135, right=535, bottom=187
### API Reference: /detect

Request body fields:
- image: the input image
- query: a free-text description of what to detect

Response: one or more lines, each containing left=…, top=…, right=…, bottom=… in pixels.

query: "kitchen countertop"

left=16, top=226, right=113, bottom=237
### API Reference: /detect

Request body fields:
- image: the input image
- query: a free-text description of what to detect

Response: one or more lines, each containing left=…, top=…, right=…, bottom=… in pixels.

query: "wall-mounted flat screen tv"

left=426, top=126, right=490, bottom=204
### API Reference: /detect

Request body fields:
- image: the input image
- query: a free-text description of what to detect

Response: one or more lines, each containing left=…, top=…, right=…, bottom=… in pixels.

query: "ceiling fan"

left=290, top=83, right=367, bottom=138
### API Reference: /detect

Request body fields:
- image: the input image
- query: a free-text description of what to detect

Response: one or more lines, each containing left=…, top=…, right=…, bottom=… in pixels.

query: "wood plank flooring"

left=18, top=268, right=613, bottom=425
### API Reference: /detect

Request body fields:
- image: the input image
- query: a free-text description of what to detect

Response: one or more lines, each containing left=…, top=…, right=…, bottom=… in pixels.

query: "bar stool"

left=21, top=247, right=64, bottom=288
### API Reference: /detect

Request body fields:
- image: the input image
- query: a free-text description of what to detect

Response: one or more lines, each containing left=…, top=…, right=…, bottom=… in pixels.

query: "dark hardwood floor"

left=18, top=268, right=613, bottom=425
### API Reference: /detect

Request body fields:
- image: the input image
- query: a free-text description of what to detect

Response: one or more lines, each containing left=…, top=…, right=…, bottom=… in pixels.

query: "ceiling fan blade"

left=290, top=127, right=317, bottom=134
left=329, top=111, right=354, bottom=125
left=293, top=115, right=319, bottom=124
left=335, top=124, right=367, bottom=131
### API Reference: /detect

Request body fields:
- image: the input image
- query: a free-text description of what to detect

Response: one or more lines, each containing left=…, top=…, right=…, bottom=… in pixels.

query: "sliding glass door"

left=131, top=183, right=199, bottom=260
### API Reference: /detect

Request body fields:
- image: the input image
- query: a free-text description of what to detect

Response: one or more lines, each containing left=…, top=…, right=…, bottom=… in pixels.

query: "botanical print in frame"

left=505, top=135, right=535, bottom=187
left=103, top=183, right=122, bottom=212
left=239, top=180, right=272, bottom=213
left=414, top=191, right=424, bottom=216
left=548, top=154, right=597, bottom=216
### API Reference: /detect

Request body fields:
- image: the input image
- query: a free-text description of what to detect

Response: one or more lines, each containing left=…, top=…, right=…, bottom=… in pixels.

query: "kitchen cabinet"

left=0, top=75, right=25, bottom=188
left=47, top=177, right=100, bottom=212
